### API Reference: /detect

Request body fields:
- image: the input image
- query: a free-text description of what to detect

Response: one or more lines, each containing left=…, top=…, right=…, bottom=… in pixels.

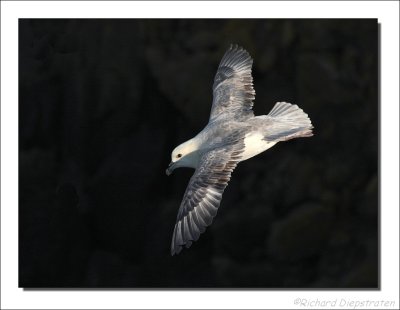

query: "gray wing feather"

left=171, top=145, right=244, bottom=255
left=209, top=44, right=255, bottom=122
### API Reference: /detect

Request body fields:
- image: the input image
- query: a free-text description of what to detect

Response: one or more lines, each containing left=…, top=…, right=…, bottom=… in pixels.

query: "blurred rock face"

left=268, top=203, right=334, bottom=261
left=19, top=19, right=378, bottom=288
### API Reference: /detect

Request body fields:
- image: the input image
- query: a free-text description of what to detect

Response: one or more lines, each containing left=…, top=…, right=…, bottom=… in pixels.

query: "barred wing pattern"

left=210, top=44, right=255, bottom=122
left=171, top=144, right=244, bottom=255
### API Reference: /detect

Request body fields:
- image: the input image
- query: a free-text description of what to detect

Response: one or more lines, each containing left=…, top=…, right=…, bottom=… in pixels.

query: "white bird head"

left=166, top=139, right=200, bottom=175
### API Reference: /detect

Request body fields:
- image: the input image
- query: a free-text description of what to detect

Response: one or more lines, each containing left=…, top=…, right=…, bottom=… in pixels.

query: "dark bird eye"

left=177, top=154, right=182, bottom=158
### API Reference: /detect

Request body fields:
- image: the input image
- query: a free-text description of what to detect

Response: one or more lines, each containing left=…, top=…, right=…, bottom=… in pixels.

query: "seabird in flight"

left=166, top=44, right=313, bottom=255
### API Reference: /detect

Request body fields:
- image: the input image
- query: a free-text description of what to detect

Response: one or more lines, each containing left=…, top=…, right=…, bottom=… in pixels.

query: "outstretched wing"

left=210, top=44, right=255, bottom=122
left=171, top=144, right=244, bottom=255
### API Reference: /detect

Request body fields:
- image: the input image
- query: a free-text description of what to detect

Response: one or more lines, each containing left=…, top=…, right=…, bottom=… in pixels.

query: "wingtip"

left=220, top=44, right=253, bottom=71
left=229, top=43, right=243, bottom=51
left=170, top=245, right=176, bottom=256
left=171, top=244, right=182, bottom=256
left=170, top=234, right=194, bottom=256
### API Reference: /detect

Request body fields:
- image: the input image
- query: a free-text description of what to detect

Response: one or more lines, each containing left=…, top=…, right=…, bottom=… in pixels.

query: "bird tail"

left=265, top=102, right=314, bottom=141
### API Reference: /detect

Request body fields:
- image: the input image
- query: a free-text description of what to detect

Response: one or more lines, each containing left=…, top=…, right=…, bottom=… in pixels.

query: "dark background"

left=19, top=19, right=378, bottom=288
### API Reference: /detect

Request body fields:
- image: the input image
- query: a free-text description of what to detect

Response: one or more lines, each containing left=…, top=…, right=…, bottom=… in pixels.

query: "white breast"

left=241, top=132, right=277, bottom=161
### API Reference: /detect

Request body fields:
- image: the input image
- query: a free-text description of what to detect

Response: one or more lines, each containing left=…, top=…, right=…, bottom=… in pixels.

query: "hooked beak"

left=166, top=162, right=176, bottom=176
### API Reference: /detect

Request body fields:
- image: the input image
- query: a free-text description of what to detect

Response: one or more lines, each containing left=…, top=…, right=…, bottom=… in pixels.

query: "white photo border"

left=1, top=1, right=399, bottom=309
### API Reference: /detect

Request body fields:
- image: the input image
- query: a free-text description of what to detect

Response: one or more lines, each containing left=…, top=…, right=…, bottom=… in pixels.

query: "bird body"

left=166, top=45, right=313, bottom=255
left=241, top=131, right=276, bottom=161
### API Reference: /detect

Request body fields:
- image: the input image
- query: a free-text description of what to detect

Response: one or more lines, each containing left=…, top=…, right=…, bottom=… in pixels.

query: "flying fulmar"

left=166, top=44, right=313, bottom=255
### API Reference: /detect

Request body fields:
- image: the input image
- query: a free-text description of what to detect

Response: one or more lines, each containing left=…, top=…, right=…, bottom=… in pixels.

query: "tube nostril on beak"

left=166, top=162, right=174, bottom=176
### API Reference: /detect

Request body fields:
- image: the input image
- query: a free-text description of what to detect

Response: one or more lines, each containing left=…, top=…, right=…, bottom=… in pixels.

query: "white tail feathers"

left=266, top=102, right=313, bottom=141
